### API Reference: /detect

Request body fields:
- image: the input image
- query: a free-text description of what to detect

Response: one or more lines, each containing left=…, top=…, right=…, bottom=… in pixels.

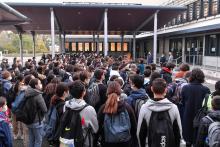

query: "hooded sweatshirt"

left=126, top=88, right=148, bottom=106
left=64, top=98, right=98, bottom=147
left=25, top=87, right=47, bottom=125
left=137, top=98, right=182, bottom=147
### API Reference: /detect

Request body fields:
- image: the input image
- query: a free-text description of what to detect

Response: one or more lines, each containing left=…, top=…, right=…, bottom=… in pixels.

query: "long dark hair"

left=51, top=83, right=69, bottom=105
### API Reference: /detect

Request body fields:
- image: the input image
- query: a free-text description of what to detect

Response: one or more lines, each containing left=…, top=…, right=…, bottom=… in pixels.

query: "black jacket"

left=181, top=81, right=210, bottom=144
left=195, top=111, right=220, bottom=147
left=95, top=101, right=137, bottom=147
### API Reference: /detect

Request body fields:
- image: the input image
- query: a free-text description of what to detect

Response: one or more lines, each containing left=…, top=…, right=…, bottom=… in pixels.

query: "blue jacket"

left=138, top=64, right=145, bottom=75
left=1, top=79, right=12, bottom=95
left=0, top=112, right=12, bottom=147
left=126, top=88, right=147, bottom=106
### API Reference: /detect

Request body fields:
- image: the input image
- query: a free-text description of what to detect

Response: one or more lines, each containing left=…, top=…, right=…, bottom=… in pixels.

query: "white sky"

left=2, top=0, right=169, bottom=5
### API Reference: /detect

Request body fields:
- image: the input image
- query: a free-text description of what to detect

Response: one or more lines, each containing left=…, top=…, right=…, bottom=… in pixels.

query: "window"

left=99, top=43, right=103, bottom=51
left=123, top=43, right=128, bottom=51
left=85, top=43, right=90, bottom=51
left=72, top=42, right=76, bottom=51
left=205, top=35, right=218, bottom=56
left=78, top=43, right=83, bottom=51
left=91, top=43, right=95, bottom=51
left=204, top=0, right=209, bottom=17
left=211, top=0, right=218, bottom=15
left=110, top=43, right=116, bottom=51
left=117, top=43, right=121, bottom=51
left=65, top=42, right=69, bottom=50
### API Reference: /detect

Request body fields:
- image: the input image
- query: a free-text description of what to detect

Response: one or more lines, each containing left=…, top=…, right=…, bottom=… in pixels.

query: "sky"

left=2, top=0, right=169, bottom=5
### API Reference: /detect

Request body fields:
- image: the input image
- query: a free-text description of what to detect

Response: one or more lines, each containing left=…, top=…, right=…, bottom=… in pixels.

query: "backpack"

left=205, top=116, right=220, bottom=147
left=167, top=79, right=187, bottom=104
left=11, top=90, right=25, bottom=113
left=193, top=94, right=210, bottom=128
left=104, top=109, right=131, bottom=143
left=132, top=95, right=149, bottom=118
left=43, top=103, right=64, bottom=142
left=15, top=95, right=39, bottom=125
left=6, top=85, right=16, bottom=109
left=148, top=111, right=176, bottom=147
left=87, top=83, right=100, bottom=107
left=59, top=104, right=89, bottom=147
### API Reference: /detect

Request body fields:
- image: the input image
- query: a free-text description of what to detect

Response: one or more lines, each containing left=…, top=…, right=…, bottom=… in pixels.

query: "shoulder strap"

left=203, top=94, right=210, bottom=108
left=205, top=116, right=214, bottom=123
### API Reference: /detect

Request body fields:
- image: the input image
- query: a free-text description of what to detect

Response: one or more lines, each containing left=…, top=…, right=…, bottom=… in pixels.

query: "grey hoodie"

left=64, top=98, right=98, bottom=147
left=137, top=98, right=183, bottom=147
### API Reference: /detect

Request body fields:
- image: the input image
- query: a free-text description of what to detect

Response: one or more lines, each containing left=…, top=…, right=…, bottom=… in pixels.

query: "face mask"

left=2, top=105, right=7, bottom=112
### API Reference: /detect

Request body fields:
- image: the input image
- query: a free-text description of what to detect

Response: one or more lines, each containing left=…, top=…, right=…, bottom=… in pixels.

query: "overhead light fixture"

left=128, top=13, right=131, bottom=16
left=78, top=11, right=81, bottom=15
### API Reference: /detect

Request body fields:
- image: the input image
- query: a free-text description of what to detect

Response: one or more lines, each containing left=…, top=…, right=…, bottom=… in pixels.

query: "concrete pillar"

left=182, top=37, right=186, bottom=63
left=50, top=8, right=55, bottom=59
left=133, top=33, right=136, bottom=61
left=153, top=11, right=158, bottom=64
left=19, top=32, right=23, bottom=66
left=104, top=9, right=108, bottom=56
left=31, top=31, right=36, bottom=58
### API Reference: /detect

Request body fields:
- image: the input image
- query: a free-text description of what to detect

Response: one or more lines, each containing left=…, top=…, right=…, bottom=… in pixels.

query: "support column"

left=153, top=11, right=158, bottom=64
left=19, top=32, right=23, bottom=66
left=182, top=37, right=185, bottom=63
left=59, top=32, right=62, bottom=54
left=133, top=32, right=136, bottom=61
left=97, top=33, right=100, bottom=55
left=31, top=31, right=36, bottom=58
left=104, top=9, right=108, bottom=56
left=62, top=32, right=66, bottom=53
left=121, top=33, right=124, bottom=51
left=50, top=8, right=55, bottom=59
left=93, top=32, right=96, bottom=52
left=203, top=35, right=206, bottom=68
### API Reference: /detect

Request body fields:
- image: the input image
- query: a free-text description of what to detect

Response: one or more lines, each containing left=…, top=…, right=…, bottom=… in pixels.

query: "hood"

left=65, top=98, right=87, bottom=111
left=208, top=110, right=220, bottom=121
left=130, top=88, right=147, bottom=100
left=161, top=67, right=172, bottom=74
left=110, top=70, right=120, bottom=77
left=25, top=86, right=42, bottom=98
left=146, top=98, right=173, bottom=112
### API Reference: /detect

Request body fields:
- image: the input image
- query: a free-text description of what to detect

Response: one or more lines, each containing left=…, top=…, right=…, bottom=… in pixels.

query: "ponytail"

left=103, top=93, right=119, bottom=114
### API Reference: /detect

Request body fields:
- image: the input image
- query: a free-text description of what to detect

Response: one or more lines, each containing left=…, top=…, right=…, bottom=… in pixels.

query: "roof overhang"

left=0, top=2, right=30, bottom=30
left=4, top=2, right=186, bottom=35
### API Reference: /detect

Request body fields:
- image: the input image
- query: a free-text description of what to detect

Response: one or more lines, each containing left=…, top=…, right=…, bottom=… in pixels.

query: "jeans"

left=27, top=122, right=43, bottom=147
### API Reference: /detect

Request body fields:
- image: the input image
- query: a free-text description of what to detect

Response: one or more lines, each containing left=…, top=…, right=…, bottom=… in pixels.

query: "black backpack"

left=193, top=94, right=210, bottom=128
left=15, top=96, right=39, bottom=125
left=59, top=104, right=89, bottom=147
left=148, top=111, right=175, bottom=147
left=0, top=80, right=6, bottom=97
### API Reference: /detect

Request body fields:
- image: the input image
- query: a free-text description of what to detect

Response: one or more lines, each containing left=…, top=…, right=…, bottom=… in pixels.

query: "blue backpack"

left=43, top=103, right=63, bottom=142
left=104, top=109, right=131, bottom=143
left=11, top=90, right=25, bottom=113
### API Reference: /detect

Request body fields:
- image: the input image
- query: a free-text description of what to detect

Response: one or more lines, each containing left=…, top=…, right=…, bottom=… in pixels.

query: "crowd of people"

left=0, top=53, right=219, bottom=147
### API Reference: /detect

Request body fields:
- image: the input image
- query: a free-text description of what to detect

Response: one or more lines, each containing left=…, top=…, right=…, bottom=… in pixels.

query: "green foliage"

left=0, top=31, right=49, bottom=54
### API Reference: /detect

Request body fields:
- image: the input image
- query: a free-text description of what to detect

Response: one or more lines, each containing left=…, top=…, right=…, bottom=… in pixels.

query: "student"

left=96, top=81, right=137, bottom=147
left=47, top=83, right=69, bottom=147
left=143, top=69, right=151, bottom=85
left=0, top=96, right=12, bottom=147
left=62, top=81, right=98, bottom=147
left=174, top=63, right=190, bottom=79
left=137, top=78, right=183, bottom=147
left=196, top=96, right=220, bottom=147
left=181, top=68, right=210, bottom=146
left=87, top=69, right=107, bottom=112
left=25, top=78, right=48, bottom=147
left=126, top=74, right=147, bottom=106
left=138, top=59, right=145, bottom=75
left=160, top=62, right=175, bottom=84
